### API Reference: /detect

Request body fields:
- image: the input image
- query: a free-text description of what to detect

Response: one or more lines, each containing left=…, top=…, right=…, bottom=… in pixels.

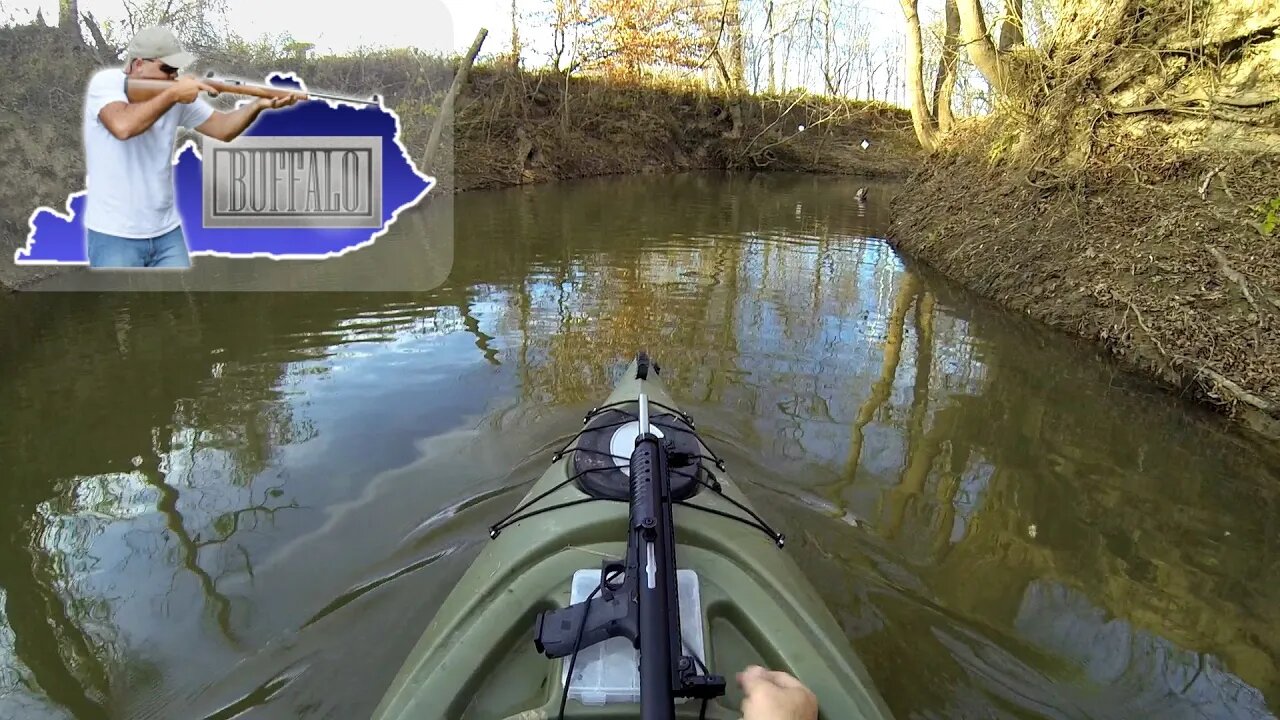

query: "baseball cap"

left=126, top=26, right=196, bottom=68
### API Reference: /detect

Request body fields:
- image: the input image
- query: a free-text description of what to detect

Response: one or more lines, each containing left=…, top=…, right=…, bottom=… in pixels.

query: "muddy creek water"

left=1, top=172, right=1278, bottom=720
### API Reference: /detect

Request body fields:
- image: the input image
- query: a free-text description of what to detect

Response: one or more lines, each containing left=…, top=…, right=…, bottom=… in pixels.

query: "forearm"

left=109, top=90, right=180, bottom=139
left=215, top=102, right=267, bottom=141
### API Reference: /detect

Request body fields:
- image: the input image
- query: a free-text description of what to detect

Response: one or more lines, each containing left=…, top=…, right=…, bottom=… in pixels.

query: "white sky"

left=9, top=0, right=510, bottom=55
left=9, top=0, right=900, bottom=59
left=7, top=0, right=905, bottom=96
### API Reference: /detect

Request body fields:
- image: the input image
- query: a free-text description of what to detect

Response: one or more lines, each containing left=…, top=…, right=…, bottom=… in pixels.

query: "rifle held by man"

left=125, top=74, right=380, bottom=106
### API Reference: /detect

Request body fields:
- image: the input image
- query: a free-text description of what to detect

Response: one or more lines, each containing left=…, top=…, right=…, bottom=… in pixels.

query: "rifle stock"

left=124, top=77, right=379, bottom=106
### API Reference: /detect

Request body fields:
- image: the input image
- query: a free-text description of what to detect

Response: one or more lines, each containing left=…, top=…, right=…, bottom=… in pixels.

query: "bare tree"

left=997, top=0, right=1024, bottom=51
left=766, top=0, right=776, bottom=92
left=58, top=0, right=83, bottom=44
left=931, top=0, right=960, bottom=131
left=725, top=0, right=746, bottom=90
left=511, top=0, right=522, bottom=69
left=115, top=0, right=232, bottom=53
left=955, top=0, right=1007, bottom=95
left=899, top=0, right=938, bottom=150
left=547, top=0, right=573, bottom=72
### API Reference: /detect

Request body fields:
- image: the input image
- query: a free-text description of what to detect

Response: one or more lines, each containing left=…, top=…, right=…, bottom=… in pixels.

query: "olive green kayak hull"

left=372, top=358, right=893, bottom=719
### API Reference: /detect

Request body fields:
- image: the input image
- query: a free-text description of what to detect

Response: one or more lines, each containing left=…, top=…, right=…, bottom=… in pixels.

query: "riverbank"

left=888, top=126, right=1280, bottom=437
left=0, top=22, right=917, bottom=291
left=888, top=0, right=1280, bottom=438
left=440, top=66, right=916, bottom=193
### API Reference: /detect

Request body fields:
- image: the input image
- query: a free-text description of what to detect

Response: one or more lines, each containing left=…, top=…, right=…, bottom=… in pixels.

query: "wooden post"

left=424, top=28, right=488, bottom=173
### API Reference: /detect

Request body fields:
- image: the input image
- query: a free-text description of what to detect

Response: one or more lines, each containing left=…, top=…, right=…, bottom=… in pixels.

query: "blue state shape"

left=15, top=74, right=433, bottom=264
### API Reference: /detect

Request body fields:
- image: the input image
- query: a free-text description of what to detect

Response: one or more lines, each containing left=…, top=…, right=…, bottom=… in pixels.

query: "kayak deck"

left=372, top=357, right=893, bottom=719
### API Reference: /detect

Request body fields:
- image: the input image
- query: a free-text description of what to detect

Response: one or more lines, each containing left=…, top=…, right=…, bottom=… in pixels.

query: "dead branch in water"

left=1195, top=365, right=1278, bottom=415
left=1127, top=295, right=1276, bottom=417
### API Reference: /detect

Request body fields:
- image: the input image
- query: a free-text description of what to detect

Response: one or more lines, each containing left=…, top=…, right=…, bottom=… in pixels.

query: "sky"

left=8, top=0, right=513, bottom=55
left=5, top=0, right=906, bottom=98
left=8, top=0, right=901, bottom=62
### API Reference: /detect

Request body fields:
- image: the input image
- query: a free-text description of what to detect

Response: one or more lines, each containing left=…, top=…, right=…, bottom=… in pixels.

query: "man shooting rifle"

left=83, top=25, right=298, bottom=268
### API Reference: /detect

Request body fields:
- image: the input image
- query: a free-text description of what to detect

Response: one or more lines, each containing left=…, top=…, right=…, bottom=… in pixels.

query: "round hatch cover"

left=573, top=407, right=701, bottom=501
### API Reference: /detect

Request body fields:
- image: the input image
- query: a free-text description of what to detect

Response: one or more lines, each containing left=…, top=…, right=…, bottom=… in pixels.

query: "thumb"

left=738, top=665, right=768, bottom=692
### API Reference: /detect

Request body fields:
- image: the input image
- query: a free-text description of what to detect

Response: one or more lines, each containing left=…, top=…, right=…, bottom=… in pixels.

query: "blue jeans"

left=87, top=226, right=191, bottom=268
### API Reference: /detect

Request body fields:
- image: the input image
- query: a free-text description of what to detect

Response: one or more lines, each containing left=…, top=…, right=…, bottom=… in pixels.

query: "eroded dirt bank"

left=440, top=66, right=917, bottom=193
left=889, top=139, right=1280, bottom=437
left=889, top=0, right=1280, bottom=437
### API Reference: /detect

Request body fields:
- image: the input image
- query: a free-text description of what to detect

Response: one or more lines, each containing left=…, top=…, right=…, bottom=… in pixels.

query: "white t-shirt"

left=82, top=68, right=215, bottom=238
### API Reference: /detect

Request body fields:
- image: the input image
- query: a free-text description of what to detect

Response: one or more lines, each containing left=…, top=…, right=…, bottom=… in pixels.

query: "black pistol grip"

left=533, top=592, right=633, bottom=659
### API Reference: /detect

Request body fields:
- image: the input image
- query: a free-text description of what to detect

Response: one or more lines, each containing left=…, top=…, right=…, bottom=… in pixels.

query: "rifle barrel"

left=632, top=392, right=677, bottom=720
left=124, top=77, right=377, bottom=105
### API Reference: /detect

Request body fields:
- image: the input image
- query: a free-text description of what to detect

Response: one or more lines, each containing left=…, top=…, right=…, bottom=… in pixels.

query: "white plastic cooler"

left=562, top=568, right=707, bottom=706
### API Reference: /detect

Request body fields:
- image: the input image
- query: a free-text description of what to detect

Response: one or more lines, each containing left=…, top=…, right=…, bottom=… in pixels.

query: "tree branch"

left=80, top=10, right=117, bottom=62
left=1209, top=246, right=1271, bottom=320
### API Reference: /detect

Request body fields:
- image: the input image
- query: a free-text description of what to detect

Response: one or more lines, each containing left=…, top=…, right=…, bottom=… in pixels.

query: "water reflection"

left=0, top=172, right=1277, bottom=719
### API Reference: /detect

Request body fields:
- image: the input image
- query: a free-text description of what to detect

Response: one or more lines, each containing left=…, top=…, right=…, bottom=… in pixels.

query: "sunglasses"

left=145, top=58, right=180, bottom=75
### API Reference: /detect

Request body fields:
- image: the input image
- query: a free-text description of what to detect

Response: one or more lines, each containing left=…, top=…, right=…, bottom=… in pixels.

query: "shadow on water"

left=0, top=171, right=1277, bottom=719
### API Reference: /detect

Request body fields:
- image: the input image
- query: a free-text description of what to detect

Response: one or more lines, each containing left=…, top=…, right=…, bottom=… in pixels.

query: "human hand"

left=167, top=75, right=217, bottom=104
left=256, top=94, right=302, bottom=111
left=738, top=665, right=818, bottom=720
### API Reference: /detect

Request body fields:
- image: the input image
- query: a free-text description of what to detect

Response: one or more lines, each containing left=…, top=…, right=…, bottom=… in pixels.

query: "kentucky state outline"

left=14, top=74, right=434, bottom=264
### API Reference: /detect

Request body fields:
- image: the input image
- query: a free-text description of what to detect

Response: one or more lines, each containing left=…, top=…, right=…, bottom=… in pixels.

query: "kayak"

left=372, top=354, right=894, bottom=719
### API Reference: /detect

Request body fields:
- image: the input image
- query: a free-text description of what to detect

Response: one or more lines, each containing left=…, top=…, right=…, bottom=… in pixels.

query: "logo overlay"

left=14, top=74, right=433, bottom=264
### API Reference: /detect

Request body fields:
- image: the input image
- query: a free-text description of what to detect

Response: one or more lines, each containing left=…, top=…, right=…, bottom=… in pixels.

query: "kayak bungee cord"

left=488, top=465, right=627, bottom=537
left=488, top=407, right=784, bottom=546
left=672, top=468, right=786, bottom=547
left=577, top=397, right=695, bottom=427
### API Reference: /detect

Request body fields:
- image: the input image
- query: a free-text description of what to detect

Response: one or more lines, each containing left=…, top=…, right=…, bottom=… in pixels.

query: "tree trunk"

left=821, top=0, right=834, bottom=94
left=59, top=0, right=82, bottom=45
left=997, top=0, right=1025, bottom=52
left=510, top=0, right=521, bottom=69
left=766, top=1, right=776, bottom=92
left=727, top=0, right=745, bottom=90
left=781, top=30, right=793, bottom=92
left=930, top=0, right=960, bottom=131
left=424, top=28, right=488, bottom=173
left=81, top=11, right=116, bottom=62
left=899, top=0, right=939, bottom=151
left=956, top=0, right=1005, bottom=95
